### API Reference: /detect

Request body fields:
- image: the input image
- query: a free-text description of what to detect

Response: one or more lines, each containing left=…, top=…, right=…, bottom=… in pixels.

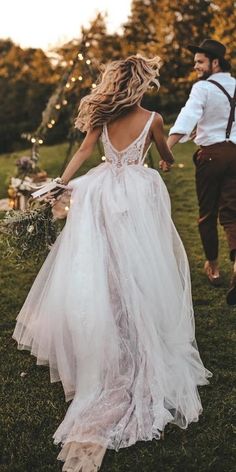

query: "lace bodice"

left=101, top=112, right=155, bottom=169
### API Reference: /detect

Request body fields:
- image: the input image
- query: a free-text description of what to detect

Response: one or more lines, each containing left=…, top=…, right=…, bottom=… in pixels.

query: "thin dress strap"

left=140, top=111, right=155, bottom=164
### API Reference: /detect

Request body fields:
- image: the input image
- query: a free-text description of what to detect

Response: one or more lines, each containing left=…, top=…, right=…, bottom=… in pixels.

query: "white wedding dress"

left=13, top=112, right=211, bottom=471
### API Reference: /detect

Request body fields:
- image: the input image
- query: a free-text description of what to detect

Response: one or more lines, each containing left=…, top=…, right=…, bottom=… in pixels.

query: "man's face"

left=193, top=53, right=212, bottom=80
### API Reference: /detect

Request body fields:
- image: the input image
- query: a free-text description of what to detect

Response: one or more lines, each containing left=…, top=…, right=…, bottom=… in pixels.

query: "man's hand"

left=159, top=160, right=173, bottom=172
left=190, top=128, right=197, bottom=140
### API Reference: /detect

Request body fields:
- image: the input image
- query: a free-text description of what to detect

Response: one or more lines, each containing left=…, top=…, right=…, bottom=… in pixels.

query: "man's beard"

left=198, top=65, right=213, bottom=81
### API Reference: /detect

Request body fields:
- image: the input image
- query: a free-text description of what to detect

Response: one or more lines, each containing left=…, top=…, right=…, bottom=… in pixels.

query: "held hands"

left=159, top=160, right=174, bottom=172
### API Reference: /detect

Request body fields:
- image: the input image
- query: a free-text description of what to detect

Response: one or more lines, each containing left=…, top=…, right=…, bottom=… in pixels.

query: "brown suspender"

left=208, top=79, right=236, bottom=139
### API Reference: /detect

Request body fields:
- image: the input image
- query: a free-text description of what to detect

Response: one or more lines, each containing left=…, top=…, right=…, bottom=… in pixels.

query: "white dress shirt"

left=169, top=72, right=236, bottom=145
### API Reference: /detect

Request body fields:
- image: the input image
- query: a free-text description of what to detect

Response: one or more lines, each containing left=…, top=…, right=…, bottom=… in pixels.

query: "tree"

left=123, top=0, right=172, bottom=57
left=122, top=0, right=174, bottom=114
left=27, top=13, right=117, bottom=167
left=211, top=0, right=236, bottom=73
left=122, top=0, right=215, bottom=115
left=161, top=0, right=213, bottom=112
left=0, top=40, right=58, bottom=152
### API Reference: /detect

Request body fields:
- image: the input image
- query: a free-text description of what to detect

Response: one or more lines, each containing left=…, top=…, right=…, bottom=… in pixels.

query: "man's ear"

left=212, top=58, right=220, bottom=71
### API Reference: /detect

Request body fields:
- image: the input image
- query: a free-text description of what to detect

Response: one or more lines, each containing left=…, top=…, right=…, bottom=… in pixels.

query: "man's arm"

left=167, top=133, right=185, bottom=149
left=168, top=81, right=208, bottom=146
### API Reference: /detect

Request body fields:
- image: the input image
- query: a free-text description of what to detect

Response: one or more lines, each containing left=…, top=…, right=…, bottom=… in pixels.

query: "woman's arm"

left=151, top=114, right=175, bottom=165
left=60, top=126, right=102, bottom=184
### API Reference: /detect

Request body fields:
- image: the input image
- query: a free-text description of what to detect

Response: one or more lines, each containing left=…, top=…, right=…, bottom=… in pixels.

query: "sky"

left=0, top=0, right=132, bottom=51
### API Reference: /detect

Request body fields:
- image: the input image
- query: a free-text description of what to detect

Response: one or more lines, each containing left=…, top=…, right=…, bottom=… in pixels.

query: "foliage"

left=16, top=156, right=35, bottom=175
left=0, top=40, right=59, bottom=153
left=123, top=0, right=215, bottom=112
left=51, top=13, right=124, bottom=146
left=0, top=202, right=58, bottom=264
left=0, top=3, right=236, bottom=152
left=211, top=0, right=236, bottom=71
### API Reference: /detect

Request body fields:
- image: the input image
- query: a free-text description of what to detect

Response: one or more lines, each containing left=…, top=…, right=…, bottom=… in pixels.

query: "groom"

left=167, top=39, right=236, bottom=305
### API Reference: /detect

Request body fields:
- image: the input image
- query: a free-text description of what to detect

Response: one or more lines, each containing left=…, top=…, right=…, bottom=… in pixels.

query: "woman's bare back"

left=106, top=106, right=153, bottom=152
left=105, top=106, right=174, bottom=166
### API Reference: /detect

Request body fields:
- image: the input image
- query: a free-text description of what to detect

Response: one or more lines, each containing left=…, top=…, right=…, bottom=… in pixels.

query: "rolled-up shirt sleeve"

left=169, top=82, right=208, bottom=142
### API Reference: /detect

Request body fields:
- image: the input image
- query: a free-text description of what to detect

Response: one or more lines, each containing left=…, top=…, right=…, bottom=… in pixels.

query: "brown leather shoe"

left=226, top=273, right=236, bottom=305
left=204, top=261, right=222, bottom=287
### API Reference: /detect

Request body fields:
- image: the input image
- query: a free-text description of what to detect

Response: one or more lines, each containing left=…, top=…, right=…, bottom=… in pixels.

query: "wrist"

left=54, top=176, right=67, bottom=185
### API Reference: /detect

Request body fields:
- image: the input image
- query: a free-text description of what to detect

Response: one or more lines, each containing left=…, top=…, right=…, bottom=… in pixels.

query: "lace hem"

left=57, top=442, right=106, bottom=472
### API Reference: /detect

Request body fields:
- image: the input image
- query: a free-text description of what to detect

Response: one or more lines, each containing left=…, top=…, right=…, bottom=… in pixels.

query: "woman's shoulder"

left=150, top=112, right=164, bottom=129
left=135, top=107, right=162, bottom=125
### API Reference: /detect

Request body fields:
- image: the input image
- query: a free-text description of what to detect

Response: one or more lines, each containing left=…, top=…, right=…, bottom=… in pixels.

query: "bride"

left=13, top=55, right=211, bottom=471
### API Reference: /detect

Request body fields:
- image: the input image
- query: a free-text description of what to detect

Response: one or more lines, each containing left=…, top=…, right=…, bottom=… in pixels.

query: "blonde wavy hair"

left=75, top=55, right=162, bottom=132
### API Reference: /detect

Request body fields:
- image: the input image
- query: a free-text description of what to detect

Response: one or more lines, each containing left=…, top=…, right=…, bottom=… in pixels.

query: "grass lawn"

left=0, top=141, right=235, bottom=472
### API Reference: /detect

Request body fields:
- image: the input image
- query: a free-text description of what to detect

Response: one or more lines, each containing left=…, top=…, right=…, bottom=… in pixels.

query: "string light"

left=25, top=38, right=98, bottom=157
left=16, top=36, right=101, bottom=212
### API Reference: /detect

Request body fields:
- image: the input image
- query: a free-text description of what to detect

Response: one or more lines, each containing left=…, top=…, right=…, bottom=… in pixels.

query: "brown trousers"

left=194, top=141, right=236, bottom=261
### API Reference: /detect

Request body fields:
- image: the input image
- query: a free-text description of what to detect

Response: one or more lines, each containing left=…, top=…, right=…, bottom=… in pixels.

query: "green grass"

left=0, top=141, right=236, bottom=472
left=0, top=141, right=103, bottom=199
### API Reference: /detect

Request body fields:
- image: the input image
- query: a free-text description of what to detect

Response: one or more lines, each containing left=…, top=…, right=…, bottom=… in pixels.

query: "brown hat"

left=187, top=39, right=226, bottom=58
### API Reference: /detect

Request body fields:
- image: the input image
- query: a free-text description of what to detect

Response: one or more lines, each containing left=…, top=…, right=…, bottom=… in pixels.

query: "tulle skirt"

left=13, top=162, right=211, bottom=471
